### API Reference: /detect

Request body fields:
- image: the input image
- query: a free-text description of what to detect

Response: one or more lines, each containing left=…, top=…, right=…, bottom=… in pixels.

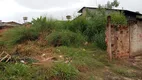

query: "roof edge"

left=78, top=7, right=142, bottom=15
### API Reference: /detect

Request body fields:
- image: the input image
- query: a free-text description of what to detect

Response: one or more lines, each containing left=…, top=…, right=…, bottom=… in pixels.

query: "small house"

left=0, top=21, right=22, bottom=34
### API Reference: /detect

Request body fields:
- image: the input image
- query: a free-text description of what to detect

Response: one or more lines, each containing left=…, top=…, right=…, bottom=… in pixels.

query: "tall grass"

left=32, top=16, right=57, bottom=33
left=2, top=27, right=39, bottom=45
left=46, top=30, right=85, bottom=47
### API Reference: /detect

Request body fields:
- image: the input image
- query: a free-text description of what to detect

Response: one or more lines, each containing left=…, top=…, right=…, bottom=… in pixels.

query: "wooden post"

left=0, top=51, right=11, bottom=62
left=107, top=16, right=112, bottom=61
left=0, top=51, right=4, bottom=57
left=129, top=25, right=131, bottom=58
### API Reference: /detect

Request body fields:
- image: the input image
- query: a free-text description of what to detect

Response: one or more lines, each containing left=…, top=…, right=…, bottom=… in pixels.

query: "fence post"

left=107, top=16, right=112, bottom=61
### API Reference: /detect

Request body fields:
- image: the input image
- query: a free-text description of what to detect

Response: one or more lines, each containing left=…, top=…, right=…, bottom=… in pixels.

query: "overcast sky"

left=0, top=0, right=142, bottom=23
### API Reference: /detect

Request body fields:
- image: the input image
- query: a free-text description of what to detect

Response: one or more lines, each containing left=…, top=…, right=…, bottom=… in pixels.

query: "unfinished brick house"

left=106, top=16, right=142, bottom=60
left=78, top=7, right=142, bottom=59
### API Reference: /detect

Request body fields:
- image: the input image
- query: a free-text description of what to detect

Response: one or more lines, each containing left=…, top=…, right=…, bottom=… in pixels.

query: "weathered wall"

left=106, top=16, right=142, bottom=60
left=130, top=21, right=142, bottom=56
left=106, top=24, right=130, bottom=59
left=113, top=25, right=130, bottom=58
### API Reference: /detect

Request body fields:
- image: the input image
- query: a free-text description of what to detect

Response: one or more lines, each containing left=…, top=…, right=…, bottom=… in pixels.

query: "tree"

left=106, top=1, right=112, bottom=9
left=112, top=0, right=119, bottom=7
left=99, top=0, right=119, bottom=9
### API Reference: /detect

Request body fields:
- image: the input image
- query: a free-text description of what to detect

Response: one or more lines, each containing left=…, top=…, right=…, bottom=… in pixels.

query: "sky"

left=0, top=0, right=142, bottom=23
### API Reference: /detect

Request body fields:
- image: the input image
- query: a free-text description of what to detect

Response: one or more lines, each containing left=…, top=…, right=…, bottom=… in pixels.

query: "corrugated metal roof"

left=0, top=21, right=22, bottom=27
left=78, top=7, right=142, bottom=15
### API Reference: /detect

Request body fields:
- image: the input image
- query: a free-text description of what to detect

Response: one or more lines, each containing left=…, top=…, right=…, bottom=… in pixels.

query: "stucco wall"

left=130, top=21, right=142, bottom=56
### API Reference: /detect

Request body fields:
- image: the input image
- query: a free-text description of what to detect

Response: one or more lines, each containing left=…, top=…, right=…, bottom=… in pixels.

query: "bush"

left=110, top=12, right=127, bottom=25
left=2, top=27, right=39, bottom=45
left=46, top=30, right=85, bottom=47
left=85, top=9, right=107, bottom=42
left=54, top=21, right=70, bottom=31
left=67, top=17, right=88, bottom=33
left=94, top=33, right=106, bottom=50
left=52, top=62, right=79, bottom=80
left=32, top=16, right=57, bottom=33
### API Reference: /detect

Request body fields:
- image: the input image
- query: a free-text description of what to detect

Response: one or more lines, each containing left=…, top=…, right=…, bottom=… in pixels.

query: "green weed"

left=52, top=62, right=79, bottom=80
left=0, top=63, right=32, bottom=80
left=46, top=30, right=85, bottom=47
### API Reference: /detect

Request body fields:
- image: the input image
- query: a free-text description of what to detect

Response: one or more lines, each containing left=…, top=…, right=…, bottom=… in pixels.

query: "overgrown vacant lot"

left=0, top=13, right=142, bottom=80
left=0, top=41, right=142, bottom=80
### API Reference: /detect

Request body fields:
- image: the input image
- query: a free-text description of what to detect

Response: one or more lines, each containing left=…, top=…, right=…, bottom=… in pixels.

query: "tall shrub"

left=85, top=9, right=107, bottom=42
left=69, top=17, right=88, bottom=33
